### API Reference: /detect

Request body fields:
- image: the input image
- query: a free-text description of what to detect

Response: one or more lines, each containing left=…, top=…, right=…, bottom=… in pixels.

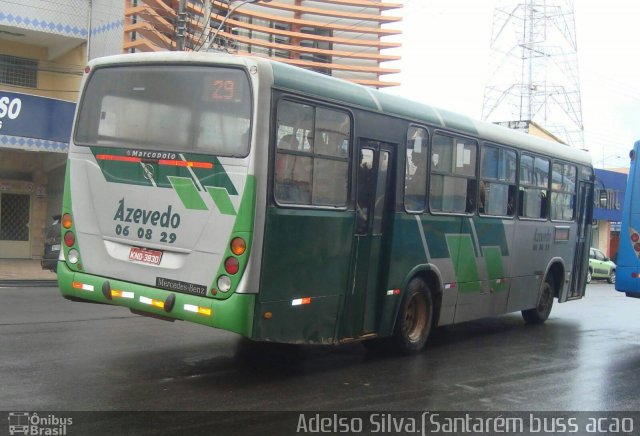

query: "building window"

left=596, top=188, right=621, bottom=210
left=299, top=27, right=332, bottom=74
left=272, top=22, right=291, bottom=58
left=0, top=55, right=37, bottom=88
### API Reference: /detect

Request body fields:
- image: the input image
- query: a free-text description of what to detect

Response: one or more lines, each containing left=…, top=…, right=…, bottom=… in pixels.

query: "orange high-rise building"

left=124, top=0, right=402, bottom=87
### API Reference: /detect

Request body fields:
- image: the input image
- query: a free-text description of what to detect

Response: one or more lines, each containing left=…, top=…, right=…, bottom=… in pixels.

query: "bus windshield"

left=75, top=65, right=252, bottom=157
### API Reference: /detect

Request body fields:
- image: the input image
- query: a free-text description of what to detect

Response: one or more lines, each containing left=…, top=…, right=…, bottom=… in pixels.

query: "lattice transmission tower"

left=482, top=0, right=584, bottom=147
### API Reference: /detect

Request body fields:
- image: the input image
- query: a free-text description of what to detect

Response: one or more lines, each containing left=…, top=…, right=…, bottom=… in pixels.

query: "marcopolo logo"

left=7, top=412, right=72, bottom=435
left=113, top=198, right=181, bottom=229
left=126, top=149, right=177, bottom=160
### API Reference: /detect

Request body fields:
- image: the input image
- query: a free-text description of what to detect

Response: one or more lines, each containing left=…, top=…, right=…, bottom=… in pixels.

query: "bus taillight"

left=62, top=213, right=73, bottom=229
left=224, top=257, right=239, bottom=275
left=64, top=231, right=75, bottom=247
left=231, top=237, right=246, bottom=256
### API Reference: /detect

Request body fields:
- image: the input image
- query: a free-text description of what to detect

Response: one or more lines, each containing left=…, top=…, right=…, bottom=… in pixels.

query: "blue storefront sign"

left=0, top=90, right=75, bottom=152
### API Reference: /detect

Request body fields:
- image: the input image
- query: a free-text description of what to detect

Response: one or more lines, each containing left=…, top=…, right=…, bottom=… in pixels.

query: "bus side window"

left=519, top=154, right=549, bottom=219
left=404, top=126, right=429, bottom=212
left=275, top=135, right=313, bottom=204
left=551, top=162, right=577, bottom=221
left=274, top=99, right=350, bottom=207
left=429, top=133, right=477, bottom=214
left=480, top=144, right=517, bottom=217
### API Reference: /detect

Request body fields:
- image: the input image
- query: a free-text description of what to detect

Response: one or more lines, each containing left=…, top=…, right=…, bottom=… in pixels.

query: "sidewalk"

left=0, top=259, right=57, bottom=281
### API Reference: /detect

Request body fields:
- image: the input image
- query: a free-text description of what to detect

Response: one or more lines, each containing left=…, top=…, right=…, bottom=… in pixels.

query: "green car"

left=587, top=248, right=616, bottom=284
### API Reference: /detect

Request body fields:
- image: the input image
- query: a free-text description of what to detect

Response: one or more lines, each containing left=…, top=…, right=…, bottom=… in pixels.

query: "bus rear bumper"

left=615, top=266, right=640, bottom=297
left=57, top=262, right=255, bottom=337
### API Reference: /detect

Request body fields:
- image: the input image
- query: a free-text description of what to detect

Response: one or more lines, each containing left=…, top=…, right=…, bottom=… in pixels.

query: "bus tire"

left=522, top=276, right=555, bottom=324
left=393, top=278, right=433, bottom=354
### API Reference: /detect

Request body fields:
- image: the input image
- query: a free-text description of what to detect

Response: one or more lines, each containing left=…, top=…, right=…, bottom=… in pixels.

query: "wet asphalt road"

left=1, top=282, right=639, bottom=418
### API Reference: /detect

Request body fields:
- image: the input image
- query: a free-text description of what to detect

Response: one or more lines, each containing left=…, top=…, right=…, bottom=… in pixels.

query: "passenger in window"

left=356, top=152, right=375, bottom=233
left=406, top=150, right=427, bottom=211
left=278, top=134, right=298, bottom=151
left=507, top=186, right=517, bottom=216
left=275, top=135, right=311, bottom=204
left=478, top=181, right=486, bottom=214
left=466, top=180, right=477, bottom=213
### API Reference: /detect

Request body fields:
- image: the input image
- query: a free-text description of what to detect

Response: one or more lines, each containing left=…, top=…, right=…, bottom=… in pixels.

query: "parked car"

left=587, top=247, right=616, bottom=284
left=41, top=215, right=61, bottom=272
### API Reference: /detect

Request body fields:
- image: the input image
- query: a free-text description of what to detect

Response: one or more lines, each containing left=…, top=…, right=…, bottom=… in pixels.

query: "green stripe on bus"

left=168, top=176, right=208, bottom=211
left=206, top=186, right=237, bottom=216
left=211, top=176, right=256, bottom=299
left=446, top=234, right=482, bottom=293
left=193, top=157, right=238, bottom=196
left=483, top=246, right=508, bottom=292
left=234, top=176, right=256, bottom=232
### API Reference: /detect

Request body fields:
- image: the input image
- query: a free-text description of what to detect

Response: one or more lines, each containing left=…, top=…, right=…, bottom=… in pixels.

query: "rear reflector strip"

left=111, top=290, right=134, bottom=299
left=139, top=296, right=165, bottom=309
left=292, top=297, right=311, bottom=306
left=72, top=281, right=94, bottom=292
left=183, top=304, right=212, bottom=316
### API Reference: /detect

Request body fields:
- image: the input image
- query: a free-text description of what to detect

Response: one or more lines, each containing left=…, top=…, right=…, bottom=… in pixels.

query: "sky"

left=382, top=0, right=640, bottom=169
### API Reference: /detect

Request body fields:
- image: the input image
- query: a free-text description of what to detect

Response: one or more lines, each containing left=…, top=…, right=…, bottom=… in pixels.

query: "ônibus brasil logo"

left=8, top=412, right=73, bottom=435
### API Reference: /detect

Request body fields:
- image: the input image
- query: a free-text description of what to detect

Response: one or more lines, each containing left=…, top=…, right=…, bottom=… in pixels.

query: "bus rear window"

left=75, top=65, right=252, bottom=157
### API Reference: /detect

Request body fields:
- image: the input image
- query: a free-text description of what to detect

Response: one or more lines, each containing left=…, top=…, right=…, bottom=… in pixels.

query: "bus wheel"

left=393, top=278, right=433, bottom=354
left=522, top=276, right=555, bottom=324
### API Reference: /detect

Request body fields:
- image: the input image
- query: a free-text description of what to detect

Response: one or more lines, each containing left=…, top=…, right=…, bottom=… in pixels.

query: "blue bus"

left=615, top=140, right=640, bottom=298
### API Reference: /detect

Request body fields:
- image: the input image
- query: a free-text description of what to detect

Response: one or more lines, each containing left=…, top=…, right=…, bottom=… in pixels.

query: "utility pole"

left=201, top=0, right=212, bottom=49
left=176, top=0, right=188, bottom=51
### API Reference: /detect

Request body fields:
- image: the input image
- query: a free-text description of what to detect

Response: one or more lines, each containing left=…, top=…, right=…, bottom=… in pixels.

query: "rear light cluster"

left=62, top=213, right=81, bottom=267
left=631, top=228, right=640, bottom=258
left=216, top=237, right=247, bottom=294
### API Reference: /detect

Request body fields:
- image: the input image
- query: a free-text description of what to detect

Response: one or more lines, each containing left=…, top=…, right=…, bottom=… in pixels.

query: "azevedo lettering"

left=113, top=198, right=180, bottom=244
left=113, top=198, right=181, bottom=229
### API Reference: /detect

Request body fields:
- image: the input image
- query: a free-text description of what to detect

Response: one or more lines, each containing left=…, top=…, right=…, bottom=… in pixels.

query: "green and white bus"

left=58, top=52, right=593, bottom=353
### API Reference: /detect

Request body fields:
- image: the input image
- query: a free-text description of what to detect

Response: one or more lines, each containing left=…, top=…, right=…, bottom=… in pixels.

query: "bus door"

left=344, top=140, right=395, bottom=338
left=564, top=180, right=593, bottom=301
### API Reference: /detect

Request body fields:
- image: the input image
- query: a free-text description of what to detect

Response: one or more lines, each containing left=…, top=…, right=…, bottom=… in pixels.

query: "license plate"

left=128, top=247, right=163, bottom=265
left=51, top=244, right=61, bottom=251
